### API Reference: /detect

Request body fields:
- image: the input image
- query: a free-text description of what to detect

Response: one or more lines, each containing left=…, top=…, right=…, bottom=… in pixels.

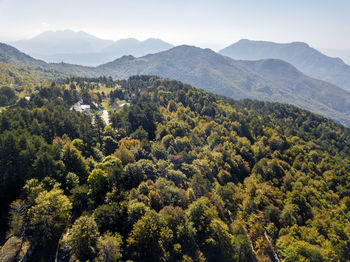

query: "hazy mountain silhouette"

left=102, top=38, right=174, bottom=57
left=220, top=39, right=350, bottom=92
left=11, top=30, right=113, bottom=55
left=9, top=31, right=174, bottom=66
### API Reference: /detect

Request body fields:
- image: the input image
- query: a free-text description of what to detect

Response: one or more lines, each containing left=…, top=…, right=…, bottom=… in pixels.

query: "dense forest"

left=0, top=75, right=349, bottom=261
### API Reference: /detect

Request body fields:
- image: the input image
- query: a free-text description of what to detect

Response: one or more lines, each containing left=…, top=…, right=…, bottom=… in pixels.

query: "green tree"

left=62, top=143, right=88, bottom=177
left=0, top=86, right=17, bottom=106
left=127, top=210, right=173, bottom=261
left=186, top=197, right=218, bottom=241
left=127, top=202, right=150, bottom=227
left=103, top=136, right=118, bottom=156
left=88, top=168, right=109, bottom=202
left=68, top=215, right=100, bottom=261
left=28, top=186, right=72, bottom=243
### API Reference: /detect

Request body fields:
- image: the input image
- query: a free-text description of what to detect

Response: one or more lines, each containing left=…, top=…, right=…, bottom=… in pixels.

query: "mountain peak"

left=232, top=39, right=310, bottom=48
left=170, top=45, right=213, bottom=52
left=35, top=29, right=93, bottom=39
left=237, top=38, right=251, bottom=43
left=290, top=41, right=310, bottom=48
left=143, top=38, right=162, bottom=42
left=172, top=44, right=198, bottom=49
left=165, top=45, right=218, bottom=57
left=119, top=38, right=139, bottom=42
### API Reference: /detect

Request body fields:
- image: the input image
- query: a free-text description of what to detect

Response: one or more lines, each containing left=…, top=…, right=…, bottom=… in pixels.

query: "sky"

left=0, top=0, right=349, bottom=53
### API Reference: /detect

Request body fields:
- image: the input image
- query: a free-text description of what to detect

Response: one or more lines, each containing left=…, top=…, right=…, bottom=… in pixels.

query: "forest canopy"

left=0, top=75, right=349, bottom=262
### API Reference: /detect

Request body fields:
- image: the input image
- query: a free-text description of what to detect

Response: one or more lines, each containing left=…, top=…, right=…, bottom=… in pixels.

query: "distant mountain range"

left=8, top=30, right=174, bottom=66
left=1, top=42, right=350, bottom=127
left=9, top=32, right=350, bottom=92
left=102, top=38, right=174, bottom=57
left=11, top=30, right=113, bottom=55
left=220, top=39, right=350, bottom=92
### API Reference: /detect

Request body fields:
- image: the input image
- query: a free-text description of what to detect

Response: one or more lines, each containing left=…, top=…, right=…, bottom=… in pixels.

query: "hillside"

left=237, top=59, right=350, bottom=125
left=0, top=76, right=349, bottom=261
left=0, top=42, right=97, bottom=78
left=220, top=39, right=350, bottom=92
left=0, top=41, right=47, bottom=67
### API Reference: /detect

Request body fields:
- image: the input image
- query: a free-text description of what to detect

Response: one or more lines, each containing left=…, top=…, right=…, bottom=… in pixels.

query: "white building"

left=70, top=99, right=91, bottom=114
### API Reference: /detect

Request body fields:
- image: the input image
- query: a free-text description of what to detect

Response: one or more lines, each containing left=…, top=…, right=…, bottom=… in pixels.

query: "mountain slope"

left=98, top=45, right=285, bottom=99
left=238, top=59, right=350, bottom=123
left=0, top=42, right=97, bottom=78
left=98, top=45, right=350, bottom=127
left=0, top=42, right=47, bottom=67
left=219, top=39, right=350, bottom=92
left=322, top=48, right=350, bottom=65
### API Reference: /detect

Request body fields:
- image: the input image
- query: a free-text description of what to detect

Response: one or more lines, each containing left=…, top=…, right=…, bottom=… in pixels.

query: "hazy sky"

left=0, top=0, right=349, bottom=51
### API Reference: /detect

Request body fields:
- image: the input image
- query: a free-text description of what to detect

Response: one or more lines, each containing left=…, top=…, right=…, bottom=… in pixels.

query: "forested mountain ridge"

left=0, top=76, right=349, bottom=261
left=2, top=42, right=350, bottom=128
left=97, top=45, right=350, bottom=127
left=220, top=39, right=350, bottom=92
